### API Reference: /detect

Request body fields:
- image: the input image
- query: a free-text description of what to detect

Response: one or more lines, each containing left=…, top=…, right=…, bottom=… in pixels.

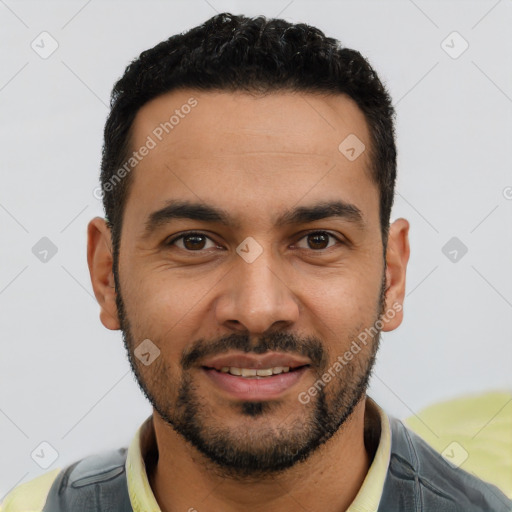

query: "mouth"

left=201, top=364, right=310, bottom=401
left=202, top=364, right=309, bottom=378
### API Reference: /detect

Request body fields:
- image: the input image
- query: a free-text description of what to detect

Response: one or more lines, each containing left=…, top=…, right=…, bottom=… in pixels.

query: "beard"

left=114, top=264, right=387, bottom=480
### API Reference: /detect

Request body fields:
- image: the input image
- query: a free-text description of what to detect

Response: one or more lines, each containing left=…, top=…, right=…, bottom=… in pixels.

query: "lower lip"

left=202, top=367, right=309, bottom=400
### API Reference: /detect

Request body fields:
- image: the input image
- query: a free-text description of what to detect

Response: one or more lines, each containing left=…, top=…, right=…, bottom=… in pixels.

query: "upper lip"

left=201, top=351, right=311, bottom=370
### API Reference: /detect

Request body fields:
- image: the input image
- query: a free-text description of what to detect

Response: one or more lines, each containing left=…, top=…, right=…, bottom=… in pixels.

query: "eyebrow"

left=142, top=199, right=366, bottom=238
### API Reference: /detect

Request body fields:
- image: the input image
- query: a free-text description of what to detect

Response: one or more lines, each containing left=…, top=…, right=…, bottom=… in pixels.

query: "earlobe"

left=87, top=217, right=121, bottom=330
left=381, top=218, right=410, bottom=332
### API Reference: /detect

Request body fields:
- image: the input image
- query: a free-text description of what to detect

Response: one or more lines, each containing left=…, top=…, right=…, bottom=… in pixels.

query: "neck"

left=148, top=396, right=373, bottom=512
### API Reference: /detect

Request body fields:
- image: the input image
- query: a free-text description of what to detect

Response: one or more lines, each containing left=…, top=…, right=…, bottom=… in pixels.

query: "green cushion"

left=404, top=390, right=512, bottom=499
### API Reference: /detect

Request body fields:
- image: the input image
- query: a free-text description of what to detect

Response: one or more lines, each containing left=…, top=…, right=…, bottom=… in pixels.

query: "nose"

left=214, top=244, right=300, bottom=335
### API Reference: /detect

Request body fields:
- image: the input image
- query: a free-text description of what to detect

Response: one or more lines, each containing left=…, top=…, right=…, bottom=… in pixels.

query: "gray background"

left=1, top=0, right=511, bottom=499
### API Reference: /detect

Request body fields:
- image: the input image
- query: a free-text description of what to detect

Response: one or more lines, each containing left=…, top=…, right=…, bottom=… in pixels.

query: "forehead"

left=133, top=89, right=370, bottom=161
left=123, top=89, right=379, bottom=234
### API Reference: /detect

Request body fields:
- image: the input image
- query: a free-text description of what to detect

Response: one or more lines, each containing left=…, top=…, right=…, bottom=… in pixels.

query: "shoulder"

left=381, top=415, right=512, bottom=512
left=1, top=448, right=129, bottom=512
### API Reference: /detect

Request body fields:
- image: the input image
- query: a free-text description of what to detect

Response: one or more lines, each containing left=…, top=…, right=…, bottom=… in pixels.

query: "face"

left=89, top=89, right=408, bottom=479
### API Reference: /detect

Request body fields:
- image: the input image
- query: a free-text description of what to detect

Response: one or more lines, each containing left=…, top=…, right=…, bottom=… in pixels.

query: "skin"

left=87, top=89, right=410, bottom=512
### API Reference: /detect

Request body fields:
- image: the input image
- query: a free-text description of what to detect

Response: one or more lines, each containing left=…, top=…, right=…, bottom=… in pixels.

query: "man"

left=2, top=12, right=511, bottom=512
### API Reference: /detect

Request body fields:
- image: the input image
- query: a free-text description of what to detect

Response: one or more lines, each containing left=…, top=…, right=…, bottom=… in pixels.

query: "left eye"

left=294, top=231, right=341, bottom=250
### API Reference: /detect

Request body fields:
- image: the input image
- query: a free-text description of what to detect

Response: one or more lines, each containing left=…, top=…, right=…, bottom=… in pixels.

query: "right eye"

left=165, top=231, right=220, bottom=252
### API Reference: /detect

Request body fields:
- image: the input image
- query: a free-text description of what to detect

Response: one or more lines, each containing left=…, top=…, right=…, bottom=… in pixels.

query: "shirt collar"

left=346, top=396, right=391, bottom=512
left=126, top=395, right=391, bottom=512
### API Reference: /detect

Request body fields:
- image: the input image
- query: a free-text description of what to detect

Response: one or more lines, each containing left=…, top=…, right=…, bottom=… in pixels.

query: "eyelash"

left=165, top=230, right=345, bottom=252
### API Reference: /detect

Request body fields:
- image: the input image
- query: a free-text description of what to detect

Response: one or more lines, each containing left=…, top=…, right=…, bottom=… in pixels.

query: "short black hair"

left=100, top=12, right=396, bottom=270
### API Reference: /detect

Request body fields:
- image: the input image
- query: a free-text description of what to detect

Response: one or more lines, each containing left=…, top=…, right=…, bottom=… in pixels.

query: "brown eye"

left=182, top=234, right=207, bottom=250
left=295, top=231, right=341, bottom=251
left=167, top=232, right=217, bottom=251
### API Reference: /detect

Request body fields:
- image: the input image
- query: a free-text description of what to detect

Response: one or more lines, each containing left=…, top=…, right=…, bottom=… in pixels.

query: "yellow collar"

left=126, top=395, right=391, bottom=512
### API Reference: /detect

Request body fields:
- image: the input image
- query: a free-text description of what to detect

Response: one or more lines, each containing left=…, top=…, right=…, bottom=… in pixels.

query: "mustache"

left=181, top=332, right=328, bottom=370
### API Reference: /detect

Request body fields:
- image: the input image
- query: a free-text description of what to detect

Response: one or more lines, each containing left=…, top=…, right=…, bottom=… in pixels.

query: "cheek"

left=302, top=265, right=382, bottom=345
left=305, top=264, right=382, bottom=316
left=121, top=271, right=214, bottom=352
left=124, top=269, right=200, bottom=319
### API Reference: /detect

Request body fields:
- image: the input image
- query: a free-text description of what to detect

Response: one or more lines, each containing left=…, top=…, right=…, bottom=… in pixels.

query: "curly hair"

left=100, top=12, right=396, bottom=267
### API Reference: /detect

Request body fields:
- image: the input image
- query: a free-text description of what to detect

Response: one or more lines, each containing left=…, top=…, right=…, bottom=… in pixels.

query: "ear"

left=87, top=217, right=120, bottom=330
left=381, top=218, right=410, bottom=332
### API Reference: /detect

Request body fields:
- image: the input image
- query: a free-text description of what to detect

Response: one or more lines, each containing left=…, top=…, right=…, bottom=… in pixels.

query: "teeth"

left=217, top=366, right=293, bottom=377
left=256, top=368, right=273, bottom=377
